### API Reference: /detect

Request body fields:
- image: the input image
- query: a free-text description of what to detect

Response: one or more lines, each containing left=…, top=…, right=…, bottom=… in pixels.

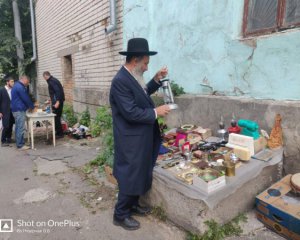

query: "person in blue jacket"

left=11, top=75, right=34, bottom=150
left=110, top=38, right=171, bottom=230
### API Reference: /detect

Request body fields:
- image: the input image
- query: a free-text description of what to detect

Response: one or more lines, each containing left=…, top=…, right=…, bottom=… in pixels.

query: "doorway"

left=62, top=55, right=74, bottom=103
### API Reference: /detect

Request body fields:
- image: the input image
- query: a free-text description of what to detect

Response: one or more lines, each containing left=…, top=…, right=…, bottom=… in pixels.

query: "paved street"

left=0, top=138, right=185, bottom=240
left=0, top=137, right=284, bottom=240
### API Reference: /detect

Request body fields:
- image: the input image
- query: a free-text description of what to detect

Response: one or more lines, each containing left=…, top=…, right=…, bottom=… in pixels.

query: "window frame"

left=243, top=0, right=300, bottom=37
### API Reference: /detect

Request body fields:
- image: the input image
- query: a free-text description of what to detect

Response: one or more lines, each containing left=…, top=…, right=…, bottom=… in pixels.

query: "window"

left=243, top=0, right=300, bottom=37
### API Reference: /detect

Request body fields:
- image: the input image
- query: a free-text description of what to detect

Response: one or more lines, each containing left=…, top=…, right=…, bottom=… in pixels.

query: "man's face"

left=6, top=79, right=14, bottom=88
left=22, top=77, right=30, bottom=86
left=43, top=74, right=50, bottom=81
left=134, top=56, right=149, bottom=76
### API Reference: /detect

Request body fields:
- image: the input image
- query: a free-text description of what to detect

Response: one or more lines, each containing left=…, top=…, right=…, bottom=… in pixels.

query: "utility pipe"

left=12, top=0, right=24, bottom=75
left=105, top=0, right=117, bottom=34
left=29, top=0, right=37, bottom=61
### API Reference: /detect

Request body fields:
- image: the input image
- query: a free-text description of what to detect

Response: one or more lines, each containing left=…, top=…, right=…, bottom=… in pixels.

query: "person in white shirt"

left=0, top=76, right=15, bottom=145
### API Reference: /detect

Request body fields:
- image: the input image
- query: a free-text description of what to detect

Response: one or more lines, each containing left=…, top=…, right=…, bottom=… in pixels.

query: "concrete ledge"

left=143, top=150, right=283, bottom=234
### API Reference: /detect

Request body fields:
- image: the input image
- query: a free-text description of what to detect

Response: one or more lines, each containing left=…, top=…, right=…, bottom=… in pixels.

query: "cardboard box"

left=256, top=175, right=300, bottom=238
left=193, top=170, right=226, bottom=194
left=104, top=165, right=117, bottom=185
left=256, top=211, right=300, bottom=240
left=226, top=133, right=255, bottom=155
left=254, top=136, right=267, bottom=154
left=211, top=147, right=233, bottom=161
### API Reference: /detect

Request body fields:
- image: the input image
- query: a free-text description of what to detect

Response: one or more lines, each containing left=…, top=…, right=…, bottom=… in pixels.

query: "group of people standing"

left=1, top=37, right=171, bottom=231
left=0, top=72, right=65, bottom=150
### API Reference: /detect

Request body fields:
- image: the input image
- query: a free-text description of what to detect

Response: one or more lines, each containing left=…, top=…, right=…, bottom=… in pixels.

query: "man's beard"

left=132, top=64, right=146, bottom=90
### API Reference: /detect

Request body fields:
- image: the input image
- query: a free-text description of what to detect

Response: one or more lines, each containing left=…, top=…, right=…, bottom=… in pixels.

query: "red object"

left=181, top=141, right=190, bottom=153
left=61, top=121, right=68, bottom=132
left=173, top=132, right=187, bottom=147
left=228, top=126, right=241, bottom=134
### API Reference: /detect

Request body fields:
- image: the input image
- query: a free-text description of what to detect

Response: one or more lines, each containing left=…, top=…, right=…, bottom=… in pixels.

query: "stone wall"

left=166, top=95, right=300, bottom=174
left=35, top=0, right=124, bottom=110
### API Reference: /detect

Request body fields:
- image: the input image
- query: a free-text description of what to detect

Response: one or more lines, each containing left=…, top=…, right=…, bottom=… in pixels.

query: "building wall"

left=122, top=0, right=300, bottom=173
left=123, top=0, right=300, bottom=100
left=35, top=0, right=124, bottom=115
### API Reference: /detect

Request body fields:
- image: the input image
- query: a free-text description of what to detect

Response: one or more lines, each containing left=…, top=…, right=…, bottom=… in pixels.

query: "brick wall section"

left=35, top=0, right=124, bottom=113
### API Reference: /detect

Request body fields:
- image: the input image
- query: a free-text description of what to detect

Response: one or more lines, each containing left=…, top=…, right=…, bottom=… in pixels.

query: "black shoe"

left=113, top=216, right=140, bottom=230
left=131, top=205, right=151, bottom=216
left=56, top=134, right=64, bottom=139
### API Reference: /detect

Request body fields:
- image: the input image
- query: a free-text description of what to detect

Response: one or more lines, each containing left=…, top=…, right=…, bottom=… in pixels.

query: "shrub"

left=63, top=104, right=78, bottom=127
left=90, top=106, right=112, bottom=137
left=79, top=107, right=91, bottom=127
left=89, top=106, right=114, bottom=171
left=171, top=81, right=185, bottom=96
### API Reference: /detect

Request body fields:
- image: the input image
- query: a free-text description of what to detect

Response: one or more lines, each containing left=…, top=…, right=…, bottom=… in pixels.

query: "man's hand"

left=155, top=105, right=171, bottom=117
left=53, top=101, right=60, bottom=109
left=154, top=66, right=168, bottom=83
left=0, top=113, right=3, bottom=119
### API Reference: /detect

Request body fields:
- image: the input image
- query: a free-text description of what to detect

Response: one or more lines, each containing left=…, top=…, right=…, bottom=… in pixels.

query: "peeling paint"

left=123, top=0, right=300, bottom=100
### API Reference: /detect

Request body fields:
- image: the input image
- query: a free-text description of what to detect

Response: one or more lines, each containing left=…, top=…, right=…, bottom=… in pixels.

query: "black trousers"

left=1, top=112, right=14, bottom=143
left=52, top=102, right=64, bottom=136
left=114, top=191, right=139, bottom=220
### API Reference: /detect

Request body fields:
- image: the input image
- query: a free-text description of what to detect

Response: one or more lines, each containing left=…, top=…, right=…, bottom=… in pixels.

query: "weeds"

left=186, top=213, right=247, bottom=240
left=88, top=106, right=114, bottom=172
left=151, top=205, right=167, bottom=222
left=79, top=107, right=91, bottom=127
left=63, top=104, right=78, bottom=127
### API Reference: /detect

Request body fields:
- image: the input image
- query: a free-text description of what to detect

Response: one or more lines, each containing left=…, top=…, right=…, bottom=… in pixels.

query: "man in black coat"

left=110, top=38, right=171, bottom=230
left=43, top=71, right=65, bottom=137
left=0, top=76, right=15, bottom=145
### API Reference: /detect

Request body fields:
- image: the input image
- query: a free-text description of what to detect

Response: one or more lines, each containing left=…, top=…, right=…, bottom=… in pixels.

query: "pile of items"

left=156, top=114, right=281, bottom=194
left=65, top=123, right=91, bottom=140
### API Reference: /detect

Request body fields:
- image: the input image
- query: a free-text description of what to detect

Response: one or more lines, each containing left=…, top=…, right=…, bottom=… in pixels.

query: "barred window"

left=243, top=0, right=300, bottom=37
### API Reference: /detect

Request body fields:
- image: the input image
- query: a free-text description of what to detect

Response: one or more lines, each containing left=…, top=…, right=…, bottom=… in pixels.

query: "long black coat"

left=109, top=66, right=161, bottom=195
left=0, top=87, right=14, bottom=128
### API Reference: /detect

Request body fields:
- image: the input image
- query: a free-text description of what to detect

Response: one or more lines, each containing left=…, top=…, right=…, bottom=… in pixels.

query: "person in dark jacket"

left=0, top=76, right=15, bottom=145
left=110, top=38, right=171, bottom=230
left=43, top=71, right=65, bottom=138
left=11, top=75, right=34, bottom=150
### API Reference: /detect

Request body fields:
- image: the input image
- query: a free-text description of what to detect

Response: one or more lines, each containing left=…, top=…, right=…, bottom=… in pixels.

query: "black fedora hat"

left=119, top=38, right=157, bottom=56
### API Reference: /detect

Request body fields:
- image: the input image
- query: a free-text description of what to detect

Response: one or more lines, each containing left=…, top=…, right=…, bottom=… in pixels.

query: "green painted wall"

left=122, top=0, right=300, bottom=100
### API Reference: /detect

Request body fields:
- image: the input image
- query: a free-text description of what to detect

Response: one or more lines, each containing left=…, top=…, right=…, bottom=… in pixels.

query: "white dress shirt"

left=5, top=86, right=12, bottom=100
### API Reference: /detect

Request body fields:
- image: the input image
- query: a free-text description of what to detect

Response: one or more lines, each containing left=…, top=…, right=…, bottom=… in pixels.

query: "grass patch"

left=151, top=205, right=167, bottom=222
left=83, top=164, right=93, bottom=174
left=186, top=213, right=247, bottom=240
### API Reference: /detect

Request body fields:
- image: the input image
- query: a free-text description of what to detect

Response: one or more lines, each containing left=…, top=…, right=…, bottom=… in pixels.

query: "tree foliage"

left=0, top=0, right=34, bottom=82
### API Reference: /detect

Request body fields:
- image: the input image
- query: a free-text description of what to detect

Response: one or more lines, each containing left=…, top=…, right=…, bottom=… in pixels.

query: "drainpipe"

left=105, top=0, right=117, bottom=34
left=29, top=0, right=37, bottom=62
